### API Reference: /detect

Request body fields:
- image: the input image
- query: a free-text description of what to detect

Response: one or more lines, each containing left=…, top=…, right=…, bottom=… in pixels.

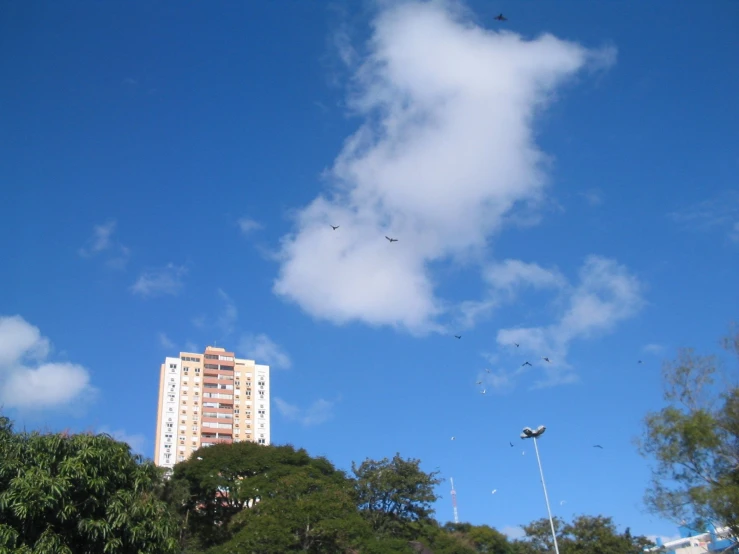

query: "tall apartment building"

left=154, top=346, right=271, bottom=469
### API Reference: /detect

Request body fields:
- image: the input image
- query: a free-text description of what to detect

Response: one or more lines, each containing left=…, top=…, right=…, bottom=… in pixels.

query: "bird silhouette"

left=509, top=442, right=514, bottom=447
left=475, top=381, right=482, bottom=385
left=494, top=13, right=507, bottom=21
left=485, top=368, right=491, bottom=373
left=451, top=437, right=456, bottom=441
left=522, top=361, right=532, bottom=367
left=480, top=389, right=487, bottom=395
left=638, top=360, right=643, bottom=364
left=593, top=444, right=604, bottom=449
left=330, top=225, right=339, bottom=230
left=454, top=335, right=461, bottom=339
left=514, top=343, right=520, bottom=347
left=385, top=236, right=398, bottom=243
left=542, top=357, right=551, bottom=363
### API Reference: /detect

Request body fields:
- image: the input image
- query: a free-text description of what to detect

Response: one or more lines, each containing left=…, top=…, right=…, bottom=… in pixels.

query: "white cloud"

left=579, top=188, right=604, bottom=206
left=158, top=333, right=175, bottom=350
left=238, top=217, right=263, bottom=235
left=79, top=220, right=116, bottom=257
left=493, top=256, right=644, bottom=388
left=131, top=263, right=187, bottom=298
left=217, top=289, right=238, bottom=336
left=0, top=315, right=95, bottom=410
left=274, top=397, right=335, bottom=426
left=669, top=190, right=739, bottom=243
left=459, top=259, right=565, bottom=327
left=98, top=426, right=146, bottom=455
left=79, top=220, right=130, bottom=268
left=238, top=333, right=291, bottom=369
left=643, top=343, right=665, bottom=355
left=501, top=525, right=526, bottom=540
left=273, top=0, right=615, bottom=334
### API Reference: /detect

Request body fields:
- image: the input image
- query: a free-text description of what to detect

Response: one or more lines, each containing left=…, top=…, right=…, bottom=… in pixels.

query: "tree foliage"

left=0, top=415, right=179, bottom=554
left=637, top=328, right=739, bottom=536
left=169, top=440, right=405, bottom=553
left=353, top=453, right=442, bottom=539
left=513, top=516, right=652, bottom=554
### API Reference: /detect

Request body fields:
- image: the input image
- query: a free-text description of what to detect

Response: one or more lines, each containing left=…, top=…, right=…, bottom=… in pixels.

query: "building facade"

left=154, top=346, right=271, bottom=469
left=645, top=523, right=736, bottom=553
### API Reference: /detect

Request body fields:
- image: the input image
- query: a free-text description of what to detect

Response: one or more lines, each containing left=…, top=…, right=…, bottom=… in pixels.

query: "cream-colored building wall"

left=156, top=348, right=271, bottom=469
left=153, top=363, right=166, bottom=463
left=178, top=351, right=203, bottom=463
left=234, top=359, right=256, bottom=442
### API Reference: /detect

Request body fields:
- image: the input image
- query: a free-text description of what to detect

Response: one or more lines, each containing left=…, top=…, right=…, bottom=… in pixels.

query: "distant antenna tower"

left=450, top=477, right=460, bottom=524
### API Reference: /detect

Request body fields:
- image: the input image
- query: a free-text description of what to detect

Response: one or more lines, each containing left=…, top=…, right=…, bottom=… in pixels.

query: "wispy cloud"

left=579, top=188, right=604, bottom=206
left=274, top=397, right=335, bottom=426
left=131, top=263, right=187, bottom=298
left=158, top=333, right=175, bottom=350
left=459, top=260, right=566, bottom=327
left=0, top=315, right=96, bottom=410
left=642, top=343, right=665, bottom=355
left=273, top=0, right=616, bottom=334
left=184, top=341, right=198, bottom=353
left=79, top=220, right=130, bottom=269
left=237, top=217, right=263, bottom=235
left=490, top=256, right=644, bottom=389
left=98, top=426, right=146, bottom=455
left=669, top=190, right=739, bottom=243
left=216, top=289, right=238, bottom=337
left=238, top=333, right=291, bottom=369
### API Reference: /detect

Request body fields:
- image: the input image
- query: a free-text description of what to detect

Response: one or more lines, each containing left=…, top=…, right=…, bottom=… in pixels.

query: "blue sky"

left=1, top=0, right=738, bottom=543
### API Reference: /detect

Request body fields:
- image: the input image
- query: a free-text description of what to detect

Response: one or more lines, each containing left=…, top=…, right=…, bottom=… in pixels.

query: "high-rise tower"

left=154, top=346, right=271, bottom=469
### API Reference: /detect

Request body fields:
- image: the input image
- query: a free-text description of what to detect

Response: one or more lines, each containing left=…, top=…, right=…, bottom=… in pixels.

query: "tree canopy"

left=637, top=327, right=739, bottom=536
left=0, top=415, right=179, bottom=554
left=514, top=515, right=652, bottom=554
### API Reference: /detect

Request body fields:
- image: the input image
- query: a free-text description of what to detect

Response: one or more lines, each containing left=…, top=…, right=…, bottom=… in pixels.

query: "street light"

left=521, top=425, right=560, bottom=554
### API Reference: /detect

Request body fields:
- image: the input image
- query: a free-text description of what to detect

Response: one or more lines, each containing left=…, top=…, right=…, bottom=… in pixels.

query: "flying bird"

left=593, top=445, right=604, bottom=449
left=494, top=13, right=507, bottom=21
left=451, top=437, right=456, bottom=441
left=542, top=357, right=551, bottom=363
left=514, top=343, right=520, bottom=347
left=476, top=381, right=482, bottom=385
left=454, top=335, right=461, bottom=339
left=385, top=236, right=398, bottom=243
left=560, top=500, right=567, bottom=506
left=485, top=368, right=491, bottom=373
left=521, top=361, right=532, bottom=367
left=480, top=389, right=487, bottom=395
left=522, top=451, right=525, bottom=456
left=330, top=225, right=339, bottom=230
left=492, top=489, right=497, bottom=494
left=509, top=442, right=514, bottom=447
left=638, top=360, right=643, bottom=364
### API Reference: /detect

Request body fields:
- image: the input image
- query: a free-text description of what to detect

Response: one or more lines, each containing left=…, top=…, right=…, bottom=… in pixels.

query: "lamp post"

left=521, top=425, right=560, bottom=554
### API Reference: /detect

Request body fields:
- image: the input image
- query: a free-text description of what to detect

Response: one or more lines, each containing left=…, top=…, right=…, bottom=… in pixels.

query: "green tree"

left=168, top=440, right=360, bottom=551
left=513, top=516, right=652, bottom=554
left=636, top=328, right=739, bottom=536
left=0, top=416, right=179, bottom=554
left=206, top=464, right=372, bottom=553
left=352, top=453, right=442, bottom=539
left=560, top=515, right=652, bottom=553
left=442, top=522, right=513, bottom=553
